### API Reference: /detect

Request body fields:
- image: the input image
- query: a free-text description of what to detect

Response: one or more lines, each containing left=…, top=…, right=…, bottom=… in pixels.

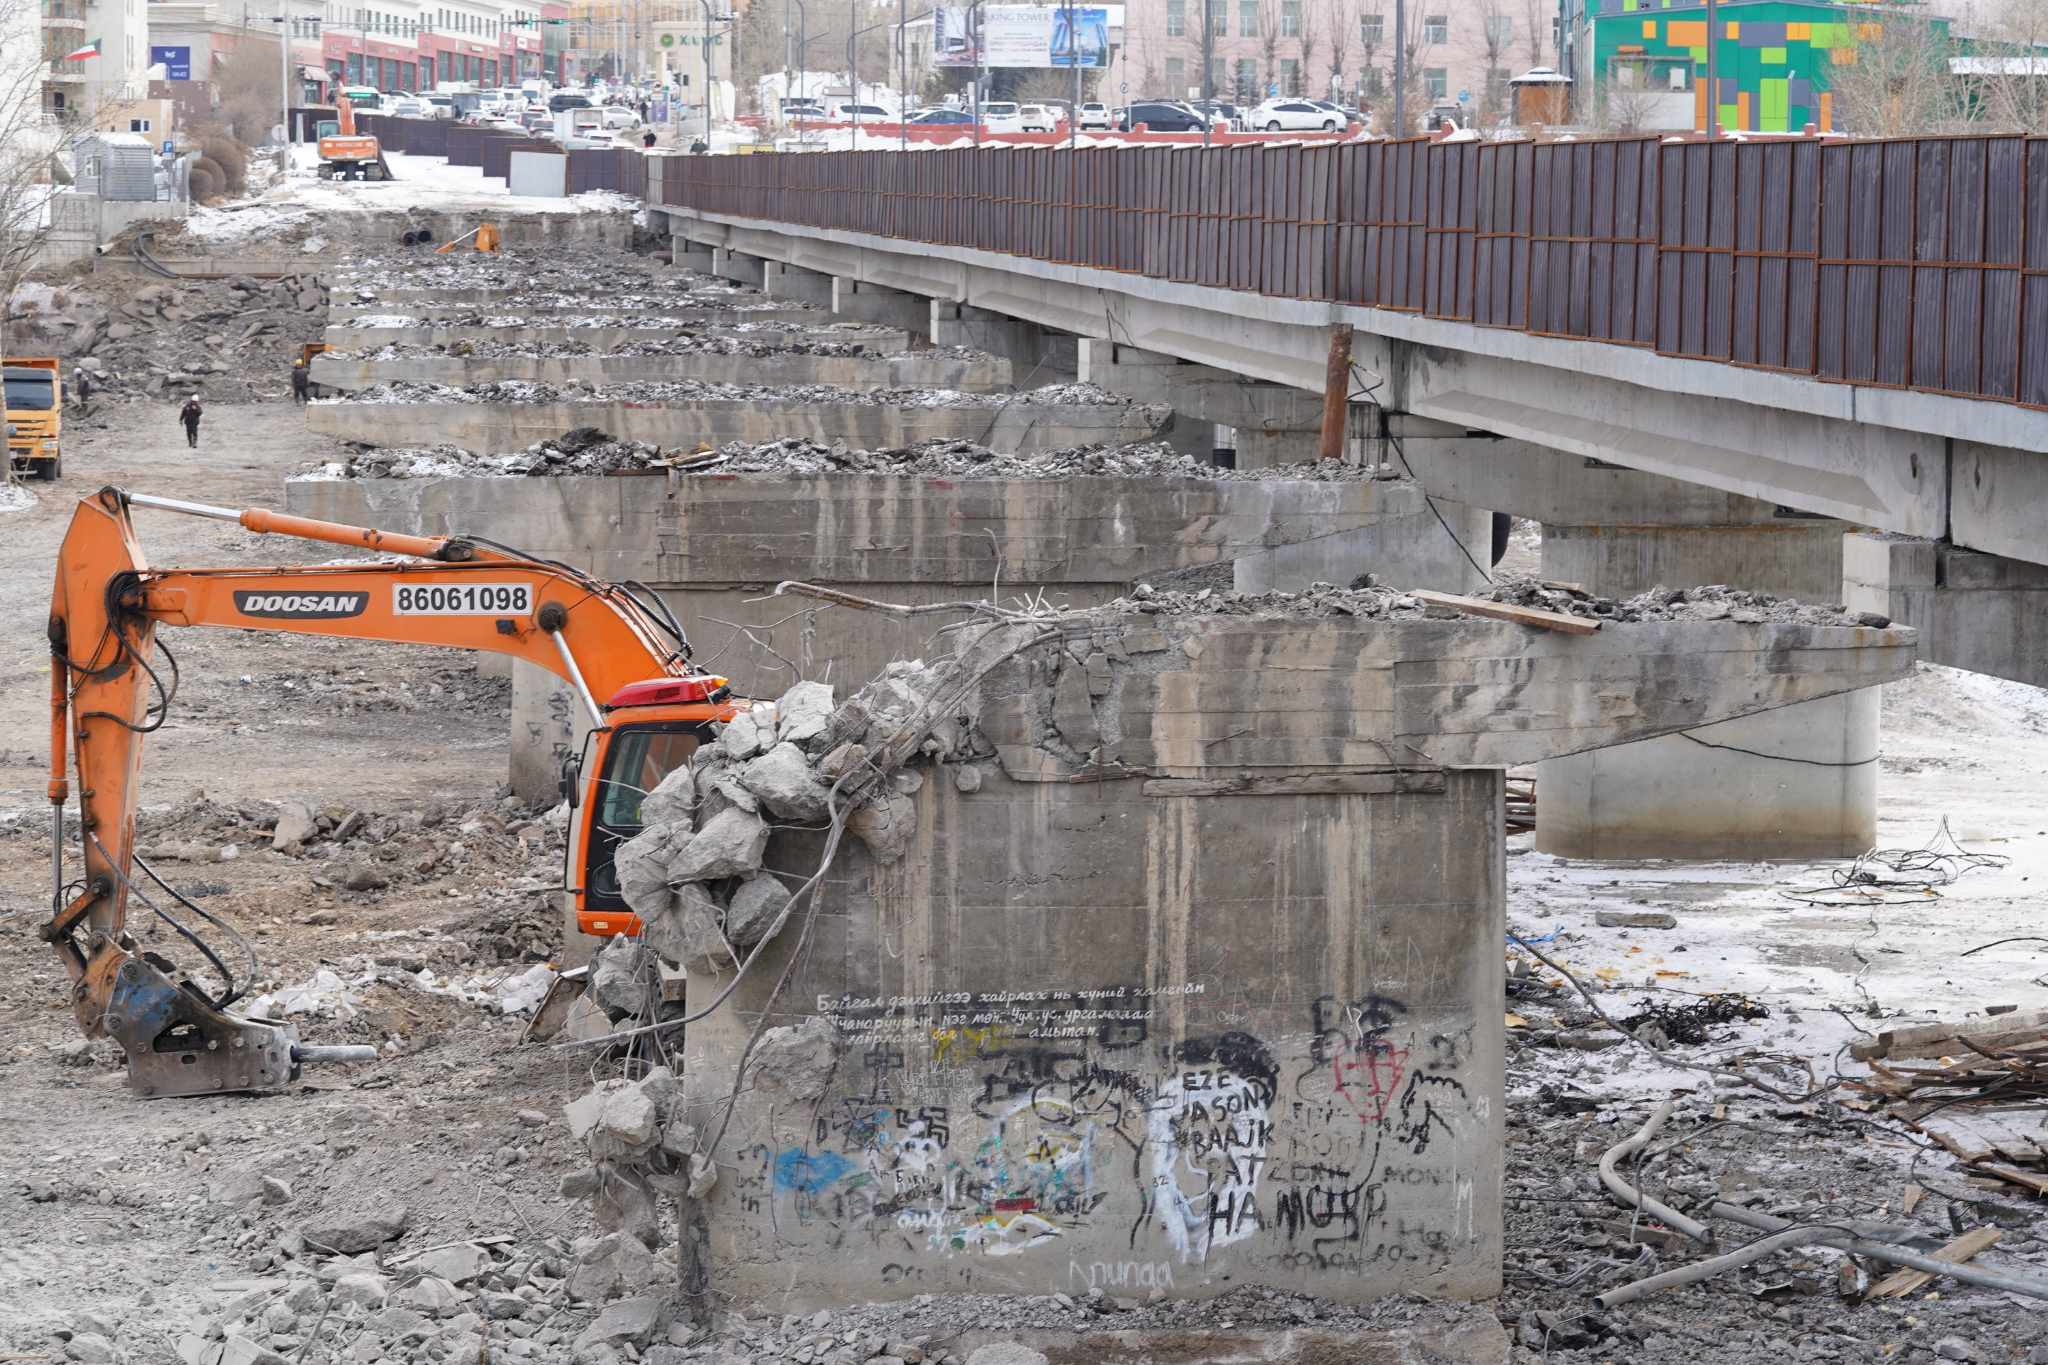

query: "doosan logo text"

left=233, top=591, right=369, bottom=620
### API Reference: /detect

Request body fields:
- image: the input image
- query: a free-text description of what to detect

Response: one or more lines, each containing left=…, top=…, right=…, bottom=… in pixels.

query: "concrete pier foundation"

left=678, top=611, right=1911, bottom=1311
left=304, top=396, right=1163, bottom=453
left=1845, top=533, right=2048, bottom=688
left=710, top=247, right=765, bottom=288
left=1080, top=341, right=1323, bottom=469
left=285, top=472, right=1517, bottom=806
left=831, top=278, right=933, bottom=337
left=932, top=302, right=1076, bottom=381
left=761, top=260, right=836, bottom=307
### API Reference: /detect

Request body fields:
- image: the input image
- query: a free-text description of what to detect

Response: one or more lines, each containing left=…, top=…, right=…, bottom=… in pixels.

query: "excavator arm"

left=46, top=488, right=729, bottom=1098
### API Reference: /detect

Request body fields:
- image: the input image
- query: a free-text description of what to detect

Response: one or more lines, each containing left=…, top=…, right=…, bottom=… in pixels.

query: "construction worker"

left=291, top=359, right=311, bottom=404
left=74, top=366, right=93, bottom=417
left=178, top=395, right=203, bottom=449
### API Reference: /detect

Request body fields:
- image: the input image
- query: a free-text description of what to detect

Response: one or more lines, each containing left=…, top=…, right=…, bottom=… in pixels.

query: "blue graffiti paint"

left=773, top=1148, right=857, bottom=1194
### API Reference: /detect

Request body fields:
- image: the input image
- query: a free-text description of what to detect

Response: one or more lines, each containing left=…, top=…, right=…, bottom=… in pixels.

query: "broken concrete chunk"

left=564, top=1078, right=661, bottom=1160
left=669, top=806, right=769, bottom=882
left=816, top=741, right=867, bottom=781
left=301, top=1204, right=409, bottom=1255
left=1595, top=910, right=1678, bottom=930
left=724, top=873, right=792, bottom=951
left=409, top=1242, right=489, bottom=1285
left=952, top=763, right=983, bottom=794
left=562, top=993, right=615, bottom=1043
left=659, top=1116, right=700, bottom=1162
left=397, top=1275, right=462, bottom=1316
left=573, top=1295, right=667, bottom=1349
left=613, top=821, right=692, bottom=918
left=638, top=881, right=734, bottom=971
left=591, top=1162, right=663, bottom=1247
left=330, top=1271, right=391, bottom=1310
left=849, top=790, right=916, bottom=864
left=715, top=709, right=770, bottom=762
left=739, top=742, right=834, bottom=823
left=775, top=680, right=836, bottom=746
left=567, top=1232, right=659, bottom=1302
left=700, top=769, right=761, bottom=819
left=270, top=800, right=315, bottom=851
left=589, top=934, right=655, bottom=1018
left=638, top=764, right=697, bottom=831
left=746, top=1015, right=839, bottom=1096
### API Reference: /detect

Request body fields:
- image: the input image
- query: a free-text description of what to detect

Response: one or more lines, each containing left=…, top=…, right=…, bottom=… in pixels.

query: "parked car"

left=1018, top=103, right=1057, bottom=133
left=600, top=106, right=642, bottom=130
left=387, top=98, right=427, bottom=118
left=827, top=100, right=894, bottom=121
left=1114, top=100, right=1207, bottom=132
left=909, top=108, right=974, bottom=125
left=1077, top=101, right=1110, bottom=130
left=980, top=101, right=1023, bottom=132
left=421, top=94, right=457, bottom=119
left=1189, top=99, right=1244, bottom=130
left=1250, top=99, right=1342, bottom=131
left=549, top=92, right=593, bottom=113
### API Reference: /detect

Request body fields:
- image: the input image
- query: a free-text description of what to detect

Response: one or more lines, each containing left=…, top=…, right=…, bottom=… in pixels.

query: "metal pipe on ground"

left=1596, top=1099, right=1714, bottom=1246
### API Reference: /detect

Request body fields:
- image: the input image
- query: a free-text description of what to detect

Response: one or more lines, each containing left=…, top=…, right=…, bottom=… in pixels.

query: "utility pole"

left=1393, top=0, right=1405, bottom=135
left=274, top=1, right=291, bottom=173
left=1065, top=0, right=1078, bottom=147
left=848, top=0, right=860, bottom=139
left=972, top=0, right=983, bottom=146
left=1704, top=0, right=1719, bottom=134
left=900, top=0, right=908, bottom=149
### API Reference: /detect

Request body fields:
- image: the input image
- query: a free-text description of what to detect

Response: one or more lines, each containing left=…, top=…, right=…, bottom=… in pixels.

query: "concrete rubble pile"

left=335, top=252, right=764, bottom=295
left=555, top=634, right=1040, bottom=1293
left=349, top=335, right=888, bottom=362
left=8, top=274, right=329, bottom=405
left=319, top=379, right=1148, bottom=410
left=337, top=312, right=750, bottom=332
left=1097, top=576, right=1893, bottom=627
left=314, top=432, right=1378, bottom=482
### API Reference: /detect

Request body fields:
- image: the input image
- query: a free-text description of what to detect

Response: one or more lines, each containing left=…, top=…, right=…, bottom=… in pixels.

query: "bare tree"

left=1258, top=2, right=1283, bottom=92
left=1970, top=0, right=2048, bottom=133
left=1522, top=0, right=1548, bottom=70
left=1356, top=0, right=1386, bottom=109
left=1325, top=0, right=1356, bottom=99
left=1475, top=0, right=1510, bottom=122
left=1296, top=0, right=1322, bottom=98
left=1, top=0, right=63, bottom=487
left=1828, top=13, right=1966, bottom=136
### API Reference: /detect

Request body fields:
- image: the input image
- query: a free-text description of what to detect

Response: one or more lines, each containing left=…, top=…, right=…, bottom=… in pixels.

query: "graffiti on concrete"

left=740, top=980, right=1478, bottom=1287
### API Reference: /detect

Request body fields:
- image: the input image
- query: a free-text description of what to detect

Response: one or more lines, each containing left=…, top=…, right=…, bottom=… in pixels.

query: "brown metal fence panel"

left=643, top=135, right=2038, bottom=411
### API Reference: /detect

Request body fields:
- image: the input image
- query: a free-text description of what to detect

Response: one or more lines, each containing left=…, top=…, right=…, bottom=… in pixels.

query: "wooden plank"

left=1408, top=589, right=1603, bottom=635
left=1975, top=1163, right=2048, bottom=1196
left=1851, top=1007, right=2048, bottom=1062
left=1868, top=1226, right=2000, bottom=1299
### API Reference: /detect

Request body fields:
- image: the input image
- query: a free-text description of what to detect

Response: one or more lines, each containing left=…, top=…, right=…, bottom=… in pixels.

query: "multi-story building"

left=314, top=0, right=553, bottom=93
left=1110, top=0, right=1553, bottom=124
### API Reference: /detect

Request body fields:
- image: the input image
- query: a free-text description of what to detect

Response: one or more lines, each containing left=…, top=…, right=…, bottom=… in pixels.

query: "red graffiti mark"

left=1333, top=1041, right=1409, bottom=1124
left=994, top=1197, right=1038, bottom=1214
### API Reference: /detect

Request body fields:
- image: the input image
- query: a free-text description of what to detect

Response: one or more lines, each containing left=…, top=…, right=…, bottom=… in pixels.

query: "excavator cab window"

left=582, top=723, right=707, bottom=908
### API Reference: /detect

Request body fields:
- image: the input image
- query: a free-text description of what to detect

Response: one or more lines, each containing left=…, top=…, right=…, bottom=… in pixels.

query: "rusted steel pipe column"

left=1320, top=324, right=1354, bottom=463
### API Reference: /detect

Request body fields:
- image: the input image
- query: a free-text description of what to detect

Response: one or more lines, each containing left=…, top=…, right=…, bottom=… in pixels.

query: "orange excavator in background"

left=47, top=488, right=741, bottom=1098
left=315, top=93, right=393, bottom=181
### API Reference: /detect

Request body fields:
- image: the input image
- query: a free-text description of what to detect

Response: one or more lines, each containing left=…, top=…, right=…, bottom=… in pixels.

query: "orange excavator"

left=46, top=488, right=740, bottom=1098
left=315, top=93, right=392, bottom=181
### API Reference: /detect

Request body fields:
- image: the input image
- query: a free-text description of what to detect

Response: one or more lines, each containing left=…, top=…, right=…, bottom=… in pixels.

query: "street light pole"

left=1064, top=0, right=1076, bottom=148
left=971, top=0, right=982, bottom=146
left=848, top=0, right=860, bottom=140
left=696, top=0, right=725, bottom=146
left=273, top=2, right=290, bottom=174
left=1200, top=0, right=1212, bottom=147
left=899, top=0, right=908, bottom=150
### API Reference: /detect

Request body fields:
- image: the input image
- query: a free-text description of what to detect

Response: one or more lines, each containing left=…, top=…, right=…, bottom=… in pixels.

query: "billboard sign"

left=934, top=6, right=1110, bottom=69
left=150, top=45, right=192, bottom=81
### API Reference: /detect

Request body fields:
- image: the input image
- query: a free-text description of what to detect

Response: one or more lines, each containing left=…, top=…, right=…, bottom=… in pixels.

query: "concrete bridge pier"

left=709, top=247, right=764, bottom=288
left=830, top=278, right=931, bottom=338
left=760, top=260, right=835, bottom=308
left=673, top=238, right=716, bottom=273
left=932, top=301, right=1076, bottom=381
left=1845, top=534, right=2048, bottom=689
left=1078, top=339, right=1323, bottom=468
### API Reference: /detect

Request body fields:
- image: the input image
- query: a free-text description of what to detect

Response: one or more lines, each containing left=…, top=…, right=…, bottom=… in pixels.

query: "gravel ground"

left=317, top=380, right=1142, bottom=408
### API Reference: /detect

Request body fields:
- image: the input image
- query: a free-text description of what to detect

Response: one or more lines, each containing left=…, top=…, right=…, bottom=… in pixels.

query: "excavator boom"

left=46, top=488, right=735, bottom=1098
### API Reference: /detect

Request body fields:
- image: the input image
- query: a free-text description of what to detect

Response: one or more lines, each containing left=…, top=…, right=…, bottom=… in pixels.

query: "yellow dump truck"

left=5, top=357, right=62, bottom=480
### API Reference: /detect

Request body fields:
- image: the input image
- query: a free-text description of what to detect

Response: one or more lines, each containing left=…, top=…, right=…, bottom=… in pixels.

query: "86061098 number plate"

left=393, top=583, right=534, bottom=616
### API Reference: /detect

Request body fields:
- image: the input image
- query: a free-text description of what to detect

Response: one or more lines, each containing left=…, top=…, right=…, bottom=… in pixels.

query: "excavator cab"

left=571, top=719, right=711, bottom=935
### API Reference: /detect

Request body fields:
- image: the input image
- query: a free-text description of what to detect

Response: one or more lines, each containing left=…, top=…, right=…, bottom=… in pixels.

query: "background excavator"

left=46, top=487, right=740, bottom=1099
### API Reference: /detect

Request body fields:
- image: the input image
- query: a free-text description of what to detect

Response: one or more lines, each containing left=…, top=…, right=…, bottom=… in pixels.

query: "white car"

left=980, top=101, right=1022, bottom=132
left=1077, top=101, right=1110, bottom=130
left=387, top=98, right=427, bottom=118
left=1250, top=99, right=1343, bottom=132
left=423, top=95, right=456, bottom=120
left=1018, top=103, right=1057, bottom=133
left=600, top=106, right=642, bottom=130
